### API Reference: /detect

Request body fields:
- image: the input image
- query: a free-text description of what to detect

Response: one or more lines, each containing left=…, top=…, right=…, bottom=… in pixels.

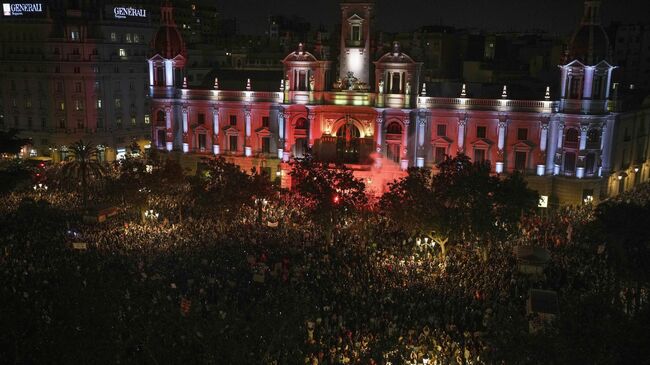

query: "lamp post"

left=144, top=209, right=159, bottom=223
left=33, top=183, right=48, bottom=199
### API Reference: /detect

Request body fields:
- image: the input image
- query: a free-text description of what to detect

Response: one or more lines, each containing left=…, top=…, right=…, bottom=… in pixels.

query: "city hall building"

left=150, top=0, right=650, bottom=205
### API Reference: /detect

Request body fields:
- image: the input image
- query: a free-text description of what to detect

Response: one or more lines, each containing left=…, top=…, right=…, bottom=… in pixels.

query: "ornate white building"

left=149, top=0, right=650, bottom=204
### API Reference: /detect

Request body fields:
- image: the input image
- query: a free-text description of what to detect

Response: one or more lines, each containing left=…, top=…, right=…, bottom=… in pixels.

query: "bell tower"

left=339, top=1, right=374, bottom=86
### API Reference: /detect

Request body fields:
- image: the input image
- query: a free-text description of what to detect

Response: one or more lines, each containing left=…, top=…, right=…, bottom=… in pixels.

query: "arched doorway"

left=385, top=122, right=402, bottom=163
left=293, top=117, right=308, bottom=158
left=336, top=123, right=361, bottom=163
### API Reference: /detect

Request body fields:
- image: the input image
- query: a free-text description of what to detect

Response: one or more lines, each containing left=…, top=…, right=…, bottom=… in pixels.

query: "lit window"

left=71, top=31, right=80, bottom=41
left=115, top=98, right=121, bottom=108
left=133, top=34, right=140, bottom=43
left=110, top=32, right=117, bottom=42
left=59, top=101, right=65, bottom=111
left=144, top=114, right=150, bottom=124
left=119, top=49, right=126, bottom=57
left=74, top=99, right=83, bottom=111
left=131, top=116, right=136, bottom=125
left=25, top=99, right=32, bottom=109
left=96, top=99, right=102, bottom=109
left=125, top=33, right=132, bottom=43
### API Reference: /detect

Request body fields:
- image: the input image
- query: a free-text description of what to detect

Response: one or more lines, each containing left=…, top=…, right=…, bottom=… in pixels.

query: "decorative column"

left=496, top=119, right=507, bottom=173
left=307, top=112, right=316, bottom=147
left=164, top=60, right=174, bottom=87
left=212, top=107, right=220, bottom=155
left=282, top=112, right=291, bottom=162
left=583, top=66, right=594, bottom=99
left=148, top=60, right=154, bottom=86
left=554, top=122, right=565, bottom=175
left=605, top=68, right=614, bottom=99
left=599, top=122, right=608, bottom=176
left=277, top=110, right=285, bottom=159
left=537, top=122, right=549, bottom=176
left=181, top=108, right=189, bottom=153
left=416, top=114, right=426, bottom=168
left=401, top=119, right=410, bottom=170
left=165, top=107, right=173, bottom=151
left=579, top=125, right=588, bottom=151
left=244, top=108, right=252, bottom=157
left=457, top=114, right=467, bottom=153
left=576, top=124, right=589, bottom=178
left=374, top=114, right=384, bottom=169
left=375, top=114, right=384, bottom=153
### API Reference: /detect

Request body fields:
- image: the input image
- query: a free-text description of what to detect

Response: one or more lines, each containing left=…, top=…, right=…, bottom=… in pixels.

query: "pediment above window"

left=432, top=136, right=453, bottom=145
left=255, top=126, right=273, bottom=136
left=512, top=140, right=536, bottom=151
left=347, top=14, right=364, bottom=23
left=471, top=138, right=493, bottom=147
left=223, top=126, right=239, bottom=135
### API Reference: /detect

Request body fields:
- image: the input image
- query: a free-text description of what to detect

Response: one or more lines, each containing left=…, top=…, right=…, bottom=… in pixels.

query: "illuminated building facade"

left=150, top=0, right=650, bottom=204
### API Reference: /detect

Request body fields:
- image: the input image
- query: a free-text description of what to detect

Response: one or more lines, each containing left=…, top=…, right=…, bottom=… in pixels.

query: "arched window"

left=156, top=110, right=165, bottom=123
left=295, top=118, right=308, bottom=130
left=336, top=123, right=360, bottom=139
left=565, top=128, right=579, bottom=149
left=386, top=122, right=402, bottom=134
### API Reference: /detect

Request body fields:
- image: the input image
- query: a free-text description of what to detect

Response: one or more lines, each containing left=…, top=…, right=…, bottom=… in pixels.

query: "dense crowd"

left=0, top=183, right=647, bottom=364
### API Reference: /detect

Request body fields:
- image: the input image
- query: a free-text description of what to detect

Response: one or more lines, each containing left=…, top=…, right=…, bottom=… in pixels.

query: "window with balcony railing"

left=564, top=128, right=579, bottom=149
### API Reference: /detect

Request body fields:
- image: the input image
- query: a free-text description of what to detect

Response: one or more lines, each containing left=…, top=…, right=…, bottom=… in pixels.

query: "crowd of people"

left=0, top=178, right=647, bottom=364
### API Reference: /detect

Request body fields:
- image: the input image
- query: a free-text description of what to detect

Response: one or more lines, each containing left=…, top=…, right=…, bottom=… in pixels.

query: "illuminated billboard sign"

left=113, top=6, right=147, bottom=19
left=2, top=3, right=44, bottom=16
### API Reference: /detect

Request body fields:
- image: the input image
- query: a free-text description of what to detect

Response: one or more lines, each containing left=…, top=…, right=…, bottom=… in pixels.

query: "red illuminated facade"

left=150, top=1, right=648, bottom=203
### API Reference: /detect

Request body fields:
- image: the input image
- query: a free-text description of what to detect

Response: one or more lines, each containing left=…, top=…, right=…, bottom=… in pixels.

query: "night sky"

left=219, top=0, right=649, bottom=36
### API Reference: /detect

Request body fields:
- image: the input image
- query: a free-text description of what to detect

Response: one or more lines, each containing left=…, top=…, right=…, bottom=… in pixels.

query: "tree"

left=289, top=153, right=367, bottom=239
left=0, top=129, right=31, bottom=155
left=432, top=154, right=538, bottom=247
left=380, top=167, right=449, bottom=255
left=192, top=156, right=274, bottom=220
left=105, top=154, right=152, bottom=219
left=60, top=140, right=106, bottom=208
left=381, top=153, right=538, bottom=257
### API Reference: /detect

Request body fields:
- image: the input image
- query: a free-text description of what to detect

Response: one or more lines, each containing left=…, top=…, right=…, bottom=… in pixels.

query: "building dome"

left=566, top=1, right=610, bottom=64
left=151, top=2, right=186, bottom=59
left=376, top=42, right=416, bottom=64
left=153, top=26, right=185, bottom=59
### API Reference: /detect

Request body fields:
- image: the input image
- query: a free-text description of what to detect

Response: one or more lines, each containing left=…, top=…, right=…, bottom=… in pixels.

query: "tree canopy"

left=381, top=153, right=538, bottom=247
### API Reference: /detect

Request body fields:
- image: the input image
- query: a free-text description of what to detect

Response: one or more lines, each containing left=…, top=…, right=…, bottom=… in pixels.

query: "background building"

left=0, top=0, right=220, bottom=162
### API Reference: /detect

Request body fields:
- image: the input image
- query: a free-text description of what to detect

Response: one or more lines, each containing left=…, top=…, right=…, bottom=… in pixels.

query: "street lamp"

left=144, top=209, right=159, bottom=221
left=33, top=183, right=48, bottom=192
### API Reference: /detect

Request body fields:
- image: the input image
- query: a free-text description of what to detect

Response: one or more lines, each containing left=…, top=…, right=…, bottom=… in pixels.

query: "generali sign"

left=113, top=6, right=147, bottom=19
left=2, top=3, right=44, bottom=16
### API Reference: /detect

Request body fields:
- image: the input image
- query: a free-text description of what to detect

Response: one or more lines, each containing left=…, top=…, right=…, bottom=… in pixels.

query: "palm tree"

left=61, top=140, right=106, bottom=208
